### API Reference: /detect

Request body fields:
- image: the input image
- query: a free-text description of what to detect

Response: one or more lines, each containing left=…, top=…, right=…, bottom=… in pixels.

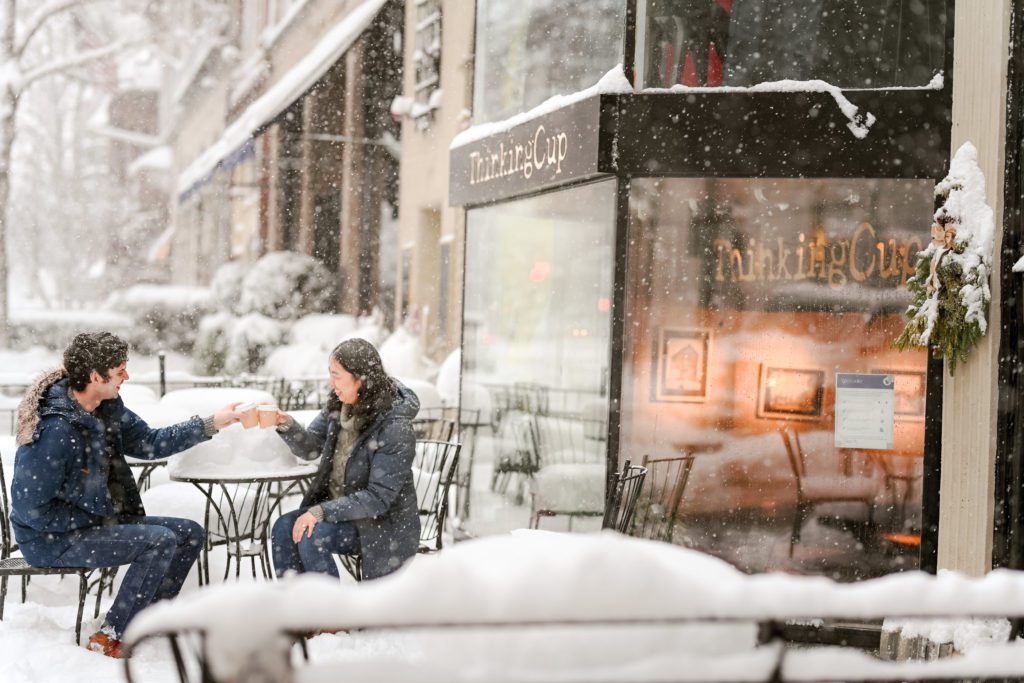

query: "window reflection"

left=639, top=0, right=946, bottom=89
left=474, top=0, right=626, bottom=124
left=461, top=181, right=616, bottom=535
left=623, top=178, right=932, bottom=580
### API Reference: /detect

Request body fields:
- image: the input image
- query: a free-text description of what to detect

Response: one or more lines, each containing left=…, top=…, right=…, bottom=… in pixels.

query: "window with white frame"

left=412, top=0, right=442, bottom=124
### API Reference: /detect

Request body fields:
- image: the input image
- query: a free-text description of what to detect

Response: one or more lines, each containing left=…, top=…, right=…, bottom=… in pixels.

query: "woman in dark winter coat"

left=270, top=338, right=421, bottom=580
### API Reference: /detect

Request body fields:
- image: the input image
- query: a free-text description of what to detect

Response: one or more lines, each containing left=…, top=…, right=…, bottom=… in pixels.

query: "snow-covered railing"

left=122, top=533, right=1024, bottom=683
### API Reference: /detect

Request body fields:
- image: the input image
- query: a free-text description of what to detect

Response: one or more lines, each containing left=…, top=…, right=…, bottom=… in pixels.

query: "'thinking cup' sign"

left=468, top=125, right=570, bottom=184
left=449, top=96, right=605, bottom=206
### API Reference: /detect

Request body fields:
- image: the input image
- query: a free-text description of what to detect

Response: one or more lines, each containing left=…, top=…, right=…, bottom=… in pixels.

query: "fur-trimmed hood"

left=15, top=367, right=68, bottom=446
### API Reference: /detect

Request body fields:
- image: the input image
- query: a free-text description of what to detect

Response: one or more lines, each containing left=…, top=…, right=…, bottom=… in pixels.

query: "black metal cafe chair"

left=339, top=440, right=461, bottom=582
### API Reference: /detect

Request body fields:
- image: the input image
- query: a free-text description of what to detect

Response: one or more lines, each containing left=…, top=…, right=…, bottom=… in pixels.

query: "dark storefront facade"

left=453, top=0, right=955, bottom=581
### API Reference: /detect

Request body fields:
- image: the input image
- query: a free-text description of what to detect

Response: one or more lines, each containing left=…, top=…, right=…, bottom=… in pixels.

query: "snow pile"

left=435, top=348, right=460, bottom=403
left=261, top=343, right=327, bottom=378
left=395, top=377, right=442, bottom=410
left=289, top=314, right=360, bottom=351
left=169, top=422, right=315, bottom=480
left=159, top=387, right=275, bottom=416
left=126, top=532, right=1024, bottom=682
left=380, top=326, right=434, bottom=379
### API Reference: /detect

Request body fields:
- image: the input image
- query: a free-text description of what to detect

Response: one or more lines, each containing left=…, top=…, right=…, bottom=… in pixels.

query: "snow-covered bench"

left=122, top=532, right=1024, bottom=683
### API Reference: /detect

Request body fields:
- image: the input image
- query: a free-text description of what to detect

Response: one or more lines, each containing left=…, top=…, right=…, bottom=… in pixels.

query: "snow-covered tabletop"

left=168, top=424, right=317, bottom=482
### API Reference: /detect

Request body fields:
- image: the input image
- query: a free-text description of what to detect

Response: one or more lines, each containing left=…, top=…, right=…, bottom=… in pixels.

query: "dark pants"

left=52, top=516, right=204, bottom=638
left=271, top=508, right=359, bottom=579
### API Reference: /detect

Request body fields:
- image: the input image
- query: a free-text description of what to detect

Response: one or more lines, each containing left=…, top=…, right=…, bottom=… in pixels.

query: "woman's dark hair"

left=64, top=332, right=129, bottom=391
left=328, top=338, right=397, bottom=426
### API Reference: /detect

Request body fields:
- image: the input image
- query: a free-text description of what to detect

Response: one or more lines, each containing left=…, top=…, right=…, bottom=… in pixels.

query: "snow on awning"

left=176, top=0, right=389, bottom=202
left=129, top=146, right=172, bottom=176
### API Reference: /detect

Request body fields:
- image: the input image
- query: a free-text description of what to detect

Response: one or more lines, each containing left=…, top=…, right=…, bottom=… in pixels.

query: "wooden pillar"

left=297, top=91, right=316, bottom=256
left=937, top=0, right=1012, bottom=576
left=263, top=122, right=283, bottom=252
left=339, top=40, right=366, bottom=313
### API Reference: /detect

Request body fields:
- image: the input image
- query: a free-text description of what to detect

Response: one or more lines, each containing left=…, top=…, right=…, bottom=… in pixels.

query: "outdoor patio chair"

left=630, top=453, right=698, bottom=542
left=779, top=426, right=878, bottom=557
left=411, top=407, right=456, bottom=441
left=603, top=460, right=648, bottom=533
left=339, top=439, right=461, bottom=582
left=0, top=456, right=91, bottom=644
left=490, top=411, right=541, bottom=498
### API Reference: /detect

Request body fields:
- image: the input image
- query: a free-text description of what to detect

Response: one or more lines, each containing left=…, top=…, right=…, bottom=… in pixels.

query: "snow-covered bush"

left=195, top=252, right=338, bottom=374
left=238, top=251, right=336, bottom=320
left=104, top=285, right=211, bottom=353
left=209, top=261, right=248, bottom=314
left=193, top=311, right=288, bottom=375
left=192, top=311, right=233, bottom=375
left=224, top=313, right=286, bottom=374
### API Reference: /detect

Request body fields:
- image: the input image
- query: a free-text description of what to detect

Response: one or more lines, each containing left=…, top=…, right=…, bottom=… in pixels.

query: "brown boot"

left=87, top=630, right=126, bottom=658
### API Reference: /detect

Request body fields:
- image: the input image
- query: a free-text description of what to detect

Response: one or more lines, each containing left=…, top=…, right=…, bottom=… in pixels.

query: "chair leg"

left=93, top=572, right=105, bottom=619
left=789, top=503, right=806, bottom=558
left=0, top=576, right=7, bottom=620
left=76, top=573, right=88, bottom=645
left=21, top=575, right=27, bottom=603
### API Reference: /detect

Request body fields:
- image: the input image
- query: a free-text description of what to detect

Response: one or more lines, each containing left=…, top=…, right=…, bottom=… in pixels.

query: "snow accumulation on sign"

left=834, top=373, right=894, bottom=450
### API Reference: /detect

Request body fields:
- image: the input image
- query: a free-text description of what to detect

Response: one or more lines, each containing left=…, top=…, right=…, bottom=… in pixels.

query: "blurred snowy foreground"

left=118, top=531, right=1024, bottom=683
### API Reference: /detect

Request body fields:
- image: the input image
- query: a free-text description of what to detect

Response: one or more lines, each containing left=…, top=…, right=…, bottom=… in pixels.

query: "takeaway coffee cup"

left=258, top=404, right=279, bottom=428
left=238, top=402, right=259, bottom=429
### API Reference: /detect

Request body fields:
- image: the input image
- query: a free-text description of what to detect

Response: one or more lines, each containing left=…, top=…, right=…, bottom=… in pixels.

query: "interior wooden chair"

left=630, top=454, right=698, bottom=542
left=779, top=425, right=878, bottom=557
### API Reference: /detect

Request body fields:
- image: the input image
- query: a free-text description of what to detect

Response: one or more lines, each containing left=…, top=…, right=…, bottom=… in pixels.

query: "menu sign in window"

left=835, top=373, right=895, bottom=450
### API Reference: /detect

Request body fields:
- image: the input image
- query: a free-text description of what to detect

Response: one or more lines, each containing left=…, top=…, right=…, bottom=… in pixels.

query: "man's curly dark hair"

left=63, top=332, right=129, bottom=391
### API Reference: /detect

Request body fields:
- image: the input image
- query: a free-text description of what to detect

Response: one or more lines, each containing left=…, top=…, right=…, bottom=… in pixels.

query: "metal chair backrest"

left=604, top=460, right=648, bottom=532
left=412, top=440, right=461, bottom=551
left=412, top=407, right=457, bottom=442
left=631, top=454, right=697, bottom=542
left=532, top=414, right=607, bottom=466
left=0, top=455, right=12, bottom=559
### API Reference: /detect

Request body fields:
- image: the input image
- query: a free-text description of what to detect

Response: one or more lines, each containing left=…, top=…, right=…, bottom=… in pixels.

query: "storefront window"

left=622, top=177, right=932, bottom=580
left=637, top=0, right=946, bottom=89
left=473, top=0, right=626, bottom=124
left=462, top=180, right=617, bottom=534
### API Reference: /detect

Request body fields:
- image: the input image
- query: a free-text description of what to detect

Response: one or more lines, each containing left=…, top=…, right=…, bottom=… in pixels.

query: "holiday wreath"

left=895, top=143, right=993, bottom=375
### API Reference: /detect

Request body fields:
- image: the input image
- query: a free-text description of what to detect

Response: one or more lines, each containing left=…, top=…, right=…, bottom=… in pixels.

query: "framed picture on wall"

left=870, top=369, right=927, bottom=420
left=650, top=327, right=710, bottom=402
left=757, top=366, right=825, bottom=420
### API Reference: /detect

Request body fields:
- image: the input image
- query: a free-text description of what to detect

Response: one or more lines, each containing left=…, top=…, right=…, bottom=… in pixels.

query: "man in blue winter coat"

left=10, top=332, right=242, bottom=658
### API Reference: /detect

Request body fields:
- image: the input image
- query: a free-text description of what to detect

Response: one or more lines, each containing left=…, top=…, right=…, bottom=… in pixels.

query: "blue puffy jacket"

left=278, top=381, right=420, bottom=579
left=10, top=371, right=209, bottom=565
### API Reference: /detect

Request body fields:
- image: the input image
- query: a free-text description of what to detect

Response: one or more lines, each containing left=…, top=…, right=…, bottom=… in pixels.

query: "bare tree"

left=0, top=0, right=142, bottom=343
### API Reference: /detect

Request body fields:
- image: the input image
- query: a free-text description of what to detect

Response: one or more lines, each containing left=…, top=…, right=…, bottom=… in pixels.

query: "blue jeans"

left=52, top=516, right=204, bottom=638
left=271, top=508, right=359, bottom=579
